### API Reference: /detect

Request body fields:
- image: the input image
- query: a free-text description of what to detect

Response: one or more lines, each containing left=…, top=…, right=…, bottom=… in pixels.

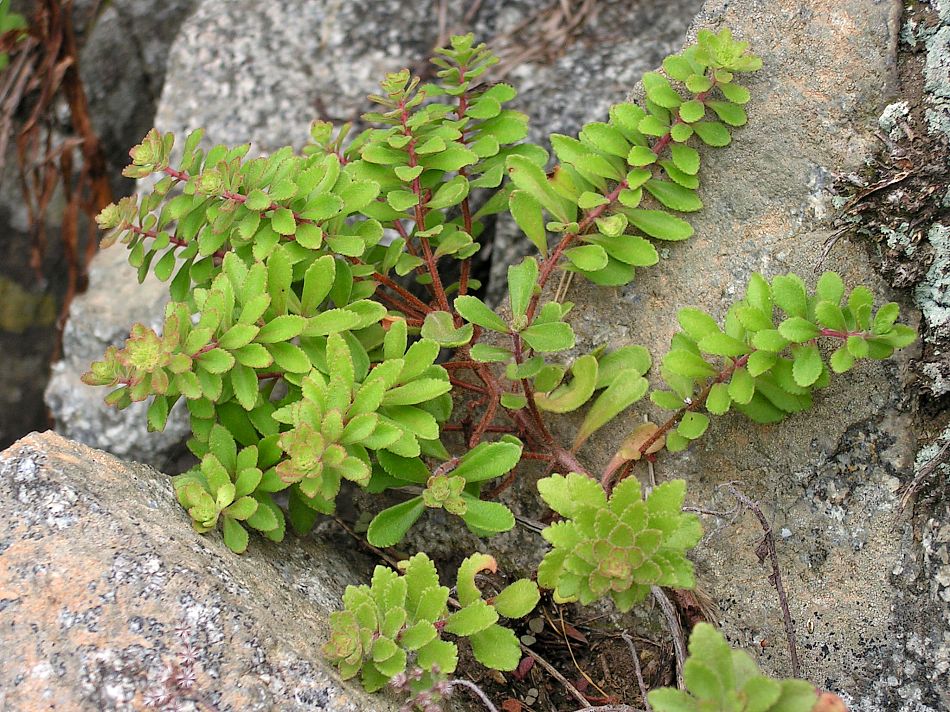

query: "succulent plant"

left=649, top=623, right=820, bottom=712
left=324, top=552, right=538, bottom=692
left=536, top=474, right=701, bottom=611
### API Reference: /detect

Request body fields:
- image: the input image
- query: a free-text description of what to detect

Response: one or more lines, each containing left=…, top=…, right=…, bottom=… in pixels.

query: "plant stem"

left=725, top=485, right=802, bottom=678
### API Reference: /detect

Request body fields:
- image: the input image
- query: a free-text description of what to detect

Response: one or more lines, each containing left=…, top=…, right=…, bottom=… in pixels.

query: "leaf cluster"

left=649, top=623, right=818, bottom=712
left=651, top=271, right=915, bottom=452
left=323, top=552, right=539, bottom=691
left=536, top=475, right=701, bottom=611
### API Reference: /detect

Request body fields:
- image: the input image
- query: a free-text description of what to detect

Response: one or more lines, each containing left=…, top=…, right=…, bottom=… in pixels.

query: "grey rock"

left=79, top=0, right=199, bottom=187
left=45, top=242, right=188, bottom=469
left=544, top=0, right=947, bottom=709
left=0, top=431, right=396, bottom=711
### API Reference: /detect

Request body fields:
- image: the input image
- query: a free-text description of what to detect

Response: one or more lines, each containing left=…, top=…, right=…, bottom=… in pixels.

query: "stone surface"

left=1, top=0, right=197, bottom=450
left=78, top=0, right=199, bottom=190
left=45, top=245, right=189, bottom=469
left=545, top=1, right=947, bottom=710
left=0, top=431, right=396, bottom=711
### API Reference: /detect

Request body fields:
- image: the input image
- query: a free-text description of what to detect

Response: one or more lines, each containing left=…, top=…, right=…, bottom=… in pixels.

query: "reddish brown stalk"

left=454, top=72, right=474, bottom=297
left=526, top=177, right=630, bottom=321
left=442, top=360, right=480, bottom=370
left=369, top=269, right=432, bottom=314
left=442, top=423, right=517, bottom=434
left=449, top=377, right=488, bottom=395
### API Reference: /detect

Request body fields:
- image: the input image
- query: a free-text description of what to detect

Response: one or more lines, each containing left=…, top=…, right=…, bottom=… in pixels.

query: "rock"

left=549, top=0, right=946, bottom=709
left=45, top=244, right=189, bottom=469
left=0, top=431, right=396, bottom=711
left=78, top=0, right=199, bottom=189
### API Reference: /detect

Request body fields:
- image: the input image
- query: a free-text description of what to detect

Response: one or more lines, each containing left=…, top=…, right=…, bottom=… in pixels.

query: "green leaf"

left=420, top=310, right=473, bottom=347
left=692, top=121, right=731, bottom=146
left=508, top=257, right=538, bottom=320
left=746, top=350, right=777, bottom=377
left=257, top=315, right=307, bottom=343
left=535, top=354, right=598, bottom=413
left=387, top=189, right=419, bottom=212
left=647, top=688, right=697, bottom=711
left=460, top=495, right=516, bottom=534
left=366, top=497, right=425, bottom=547
left=706, top=382, right=731, bottom=415
left=468, top=623, right=522, bottom=671
left=506, top=154, right=571, bottom=222
left=416, top=638, right=459, bottom=676
left=453, top=441, right=523, bottom=482
left=231, top=365, right=259, bottom=410
left=580, top=121, right=631, bottom=157
left=772, top=274, right=808, bottom=317
left=670, top=144, right=700, bottom=174
left=382, top=378, right=452, bottom=406
left=873, top=302, right=900, bottom=334
left=471, top=344, right=513, bottom=362
left=708, top=100, right=747, bottom=126
left=816, top=271, right=845, bottom=305
left=222, top=517, right=249, bottom=553
left=565, top=243, right=611, bottom=275
left=644, top=179, right=703, bottom=212
left=628, top=145, right=658, bottom=166
left=792, top=345, right=823, bottom=387
left=444, top=600, right=498, bottom=636
left=697, top=331, right=750, bottom=357
left=814, top=301, right=847, bottom=331
left=492, top=579, right=540, bottom=619
left=628, top=209, right=694, bottom=240
left=677, top=99, right=706, bottom=123
left=778, top=317, right=819, bottom=343
left=677, top=411, right=709, bottom=440
left=198, top=348, right=235, bottom=374
left=520, top=321, right=575, bottom=353
left=830, top=346, right=854, bottom=373
left=751, top=329, right=789, bottom=352
left=771, top=680, right=819, bottom=712
left=677, top=307, right=719, bottom=341
left=574, top=374, right=648, bottom=449
left=663, top=350, right=717, bottom=378
left=728, top=367, right=755, bottom=404
left=427, top=175, right=469, bottom=209
left=454, top=296, right=509, bottom=333
left=509, top=190, right=547, bottom=256
left=271, top=207, right=296, bottom=236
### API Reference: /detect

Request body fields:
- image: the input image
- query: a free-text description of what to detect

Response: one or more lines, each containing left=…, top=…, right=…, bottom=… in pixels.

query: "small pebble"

left=528, top=616, right=544, bottom=634
left=520, top=634, right=536, bottom=646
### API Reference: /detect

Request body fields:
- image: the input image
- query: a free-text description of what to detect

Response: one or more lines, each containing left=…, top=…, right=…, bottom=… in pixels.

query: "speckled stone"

left=45, top=246, right=189, bottom=469
left=0, top=431, right=396, bottom=711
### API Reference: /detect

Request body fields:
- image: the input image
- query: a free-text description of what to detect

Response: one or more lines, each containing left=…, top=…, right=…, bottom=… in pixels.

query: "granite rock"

left=0, top=431, right=396, bottom=711
left=45, top=244, right=188, bottom=469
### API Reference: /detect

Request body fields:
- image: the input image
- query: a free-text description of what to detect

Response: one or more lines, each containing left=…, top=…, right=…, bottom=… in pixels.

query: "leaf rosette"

left=537, top=474, right=701, bottom=611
